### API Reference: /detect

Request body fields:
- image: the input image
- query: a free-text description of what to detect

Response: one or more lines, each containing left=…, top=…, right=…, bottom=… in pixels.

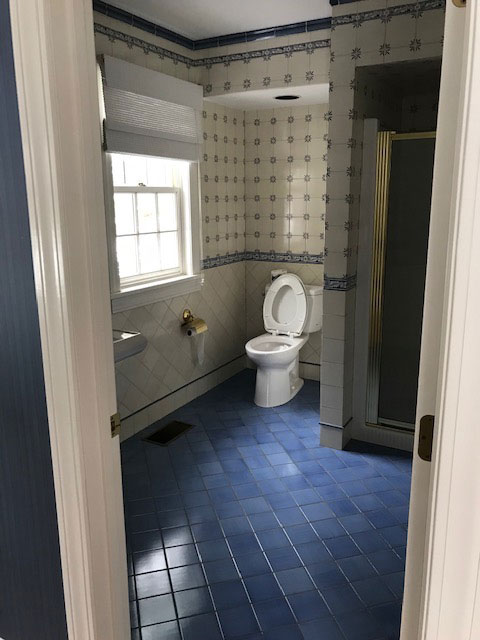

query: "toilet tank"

left=264, top=280, right=322, bottom=334
left=304, top=284, right=323, bottom=333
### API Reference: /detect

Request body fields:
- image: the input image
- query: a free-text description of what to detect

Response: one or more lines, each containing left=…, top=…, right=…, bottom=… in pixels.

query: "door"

left=401, top=1, right=480, bottom=638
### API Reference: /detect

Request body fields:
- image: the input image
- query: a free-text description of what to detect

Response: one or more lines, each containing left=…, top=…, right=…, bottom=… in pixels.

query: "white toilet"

left=245, top=273, right=322, bottom=407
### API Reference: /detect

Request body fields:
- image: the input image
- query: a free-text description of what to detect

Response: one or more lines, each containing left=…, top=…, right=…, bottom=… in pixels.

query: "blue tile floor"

left=122, top=370, right=411, bottom=640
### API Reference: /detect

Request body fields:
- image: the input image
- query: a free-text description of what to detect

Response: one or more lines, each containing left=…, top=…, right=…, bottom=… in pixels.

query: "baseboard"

left=119, top=355, right=247, bottom=441
left=351, top=418, right=414, bottom=452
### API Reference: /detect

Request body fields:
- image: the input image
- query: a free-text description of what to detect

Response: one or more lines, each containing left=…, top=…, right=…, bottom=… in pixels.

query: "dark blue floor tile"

left=353, top=575, right=397, bottom=606
left=179, top=612, right=222, bottom=640
left=338, top=513, right=373, bottom=534
left=141, top=620, right=181, bottom=640
left=220, top=516, right=252, bottom=536
left=288, top=590, right=329, bottom=622
left=275, top=567, right=315, bottom=595
left=324, top=535, right=361, bottom=560
left=367, top=549, right=404, bottom=575
left=217, top=604, right=260, bottom=638
left=227, top=532, right=262, bottom=556
left=248, top=511, right=279, bottom=531
left=295, top=540, right=330, bottom=564
left=191, top=521, right=223, bottom=542
left=301, top=502, right=334, bottom=522
left=136, top=570, right=171, bottom=598
left=123, top=372, right=409, bottom=640
left=266, top=546, right=303, bottom=571
left=285, top=523, right=318, bottom=544
left=210, top=580, right=250, bottom=610
left=352, top=529, right=389, bottom=554
left=198, top=538, right=231, bottom=562
left=257, top=528, right=290, bottom=550
left=244, top=573, right=283, bottom=602
left=336, top=609, right=384, bottom=640
left=337, top=555, right=377, bottom=581
left=275, top=506, right=308, bottom=527
left=235, top=551, right=271, bottom=577
left=311, top=518, right=346, bottom=540
left=320, top=583, right=364, bottom=616
left=163, top=526, right=193, bottom=548
left=174, top=586, right=213, bottom=618
left=170, top=563, right=205, bottom=591
left=138, top=594, right=176, bottom=626
left=240, top=497, right=271, bottom=514
left=165, top=544, right=199, bottom=568
left=203, top=557, right=240, bottom=584
left=300, top=616, right=345, bottom=640
left=133, top=549, right=166, bottom=574
left=254, top=597, right=296, bottom=630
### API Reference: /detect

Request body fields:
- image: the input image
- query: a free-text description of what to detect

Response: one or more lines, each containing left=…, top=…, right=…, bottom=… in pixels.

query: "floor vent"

left=143, top=420, right=193, bottom=446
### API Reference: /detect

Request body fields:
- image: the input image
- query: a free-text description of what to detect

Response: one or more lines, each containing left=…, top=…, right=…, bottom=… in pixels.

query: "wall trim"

left=93, top=1, right=331, bottom=50
left=94, top=22, right=330, bottom=69
left=332, top=0, right=446, bottom=29
left=202, top=250, right=324, bottom=269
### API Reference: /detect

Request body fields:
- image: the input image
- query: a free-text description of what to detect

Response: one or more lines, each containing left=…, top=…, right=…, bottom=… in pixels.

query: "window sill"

left=111, top=273, right=203, bottom=313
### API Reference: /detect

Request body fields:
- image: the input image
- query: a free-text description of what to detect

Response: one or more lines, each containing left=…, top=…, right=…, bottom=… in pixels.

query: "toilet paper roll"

left=184, top=321, right=207, bottom=364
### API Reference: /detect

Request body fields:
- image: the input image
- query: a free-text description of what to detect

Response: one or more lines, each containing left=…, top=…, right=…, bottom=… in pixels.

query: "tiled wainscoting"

left=123, top=371, right=411, bottom=640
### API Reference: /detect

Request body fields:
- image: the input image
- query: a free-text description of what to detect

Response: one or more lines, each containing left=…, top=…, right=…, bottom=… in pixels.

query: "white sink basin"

left=113, top=329, right=147, bottom=362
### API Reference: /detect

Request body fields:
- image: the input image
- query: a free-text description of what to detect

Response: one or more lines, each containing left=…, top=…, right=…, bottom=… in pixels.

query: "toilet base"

left=253, top=357, right=304, bottom=408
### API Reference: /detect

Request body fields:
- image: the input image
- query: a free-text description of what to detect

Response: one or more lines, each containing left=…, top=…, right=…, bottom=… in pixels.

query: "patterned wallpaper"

left=245, top=104, right=328, bottom=259
left=320, top=0, right=445, bottom=432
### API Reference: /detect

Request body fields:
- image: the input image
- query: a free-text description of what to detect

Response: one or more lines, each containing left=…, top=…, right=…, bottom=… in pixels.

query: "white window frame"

left=103, top=153, right=202, bottom=313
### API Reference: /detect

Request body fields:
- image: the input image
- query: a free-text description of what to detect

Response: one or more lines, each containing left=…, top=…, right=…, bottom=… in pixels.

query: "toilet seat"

left=263, top=273, right=307, bottom=337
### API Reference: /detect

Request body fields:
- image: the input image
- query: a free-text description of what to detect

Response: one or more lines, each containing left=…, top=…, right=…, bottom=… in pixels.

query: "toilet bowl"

left=245, top=273, right=322, bottom=408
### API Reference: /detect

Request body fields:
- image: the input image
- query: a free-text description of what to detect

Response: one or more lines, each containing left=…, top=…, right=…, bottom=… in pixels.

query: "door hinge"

left=452, top=0, right=466, bottom=7
left=110, top=412, right=121, bottom=438
left=418, top=414, right=435, bottom=461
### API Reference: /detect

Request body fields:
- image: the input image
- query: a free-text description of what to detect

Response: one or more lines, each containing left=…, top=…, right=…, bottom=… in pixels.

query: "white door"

left=9, top=0, right=130, bottom=639
left=402, top=1, right=480, bottom=638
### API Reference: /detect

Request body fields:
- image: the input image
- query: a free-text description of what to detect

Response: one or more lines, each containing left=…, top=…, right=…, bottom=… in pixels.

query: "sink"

left=113, top=329, right=147, bottom=362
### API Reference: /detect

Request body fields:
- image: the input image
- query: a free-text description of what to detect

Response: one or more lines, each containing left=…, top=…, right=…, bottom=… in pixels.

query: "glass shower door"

left=367, top=132, right=436, bottom=431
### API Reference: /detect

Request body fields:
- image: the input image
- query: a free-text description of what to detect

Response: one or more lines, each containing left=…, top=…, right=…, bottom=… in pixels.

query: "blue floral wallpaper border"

left=202, top=251, right=324, bottom=270
left=332, top=0, right=445, bottom=28
left=93, top=23, right=330, bottom=68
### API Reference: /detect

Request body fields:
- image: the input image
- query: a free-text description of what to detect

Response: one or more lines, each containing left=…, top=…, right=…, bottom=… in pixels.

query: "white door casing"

left=9, top=0, right=130, bottom=639
left=402, top=1, right=480, bottom=638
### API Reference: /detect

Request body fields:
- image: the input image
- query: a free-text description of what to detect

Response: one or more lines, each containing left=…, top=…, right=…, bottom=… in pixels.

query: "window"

left=106, top=153, right=202, bottom=312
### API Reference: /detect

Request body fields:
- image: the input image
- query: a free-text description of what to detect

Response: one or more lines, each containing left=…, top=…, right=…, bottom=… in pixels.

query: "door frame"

left=8, top=0, right=480, bottom=639
left=9, top=0, right=129, bottom=639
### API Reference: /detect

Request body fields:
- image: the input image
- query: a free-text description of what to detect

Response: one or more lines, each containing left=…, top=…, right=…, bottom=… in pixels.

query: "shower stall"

left=366, top=131, right=436, bottom=432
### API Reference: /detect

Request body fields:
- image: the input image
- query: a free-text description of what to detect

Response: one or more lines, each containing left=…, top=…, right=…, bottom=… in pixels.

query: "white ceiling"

left=106, top=0, right=332, bottom=40
left=205, top=84, right=330, bottom=110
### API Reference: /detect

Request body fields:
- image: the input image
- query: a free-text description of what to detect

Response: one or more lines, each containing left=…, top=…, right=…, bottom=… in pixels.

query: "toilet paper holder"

left=182, top=309, right=208, bottom=336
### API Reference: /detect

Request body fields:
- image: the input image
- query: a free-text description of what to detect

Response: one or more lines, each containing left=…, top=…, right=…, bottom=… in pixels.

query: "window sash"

left=113, top=185, right=183, bottom=284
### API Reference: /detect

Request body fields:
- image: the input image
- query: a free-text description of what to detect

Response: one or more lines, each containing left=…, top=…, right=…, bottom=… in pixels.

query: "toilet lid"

left=263, top=273, right=307, bottom=337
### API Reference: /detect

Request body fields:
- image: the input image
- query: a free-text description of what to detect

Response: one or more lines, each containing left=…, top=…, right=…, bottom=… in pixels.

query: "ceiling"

left=106, top=0, right=333, bottom=40
left=205, top=84, right=330, bottom=110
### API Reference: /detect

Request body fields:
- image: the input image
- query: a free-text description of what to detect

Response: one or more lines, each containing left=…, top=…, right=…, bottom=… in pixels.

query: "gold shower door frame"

left=366, top=131, right=436, bottom=432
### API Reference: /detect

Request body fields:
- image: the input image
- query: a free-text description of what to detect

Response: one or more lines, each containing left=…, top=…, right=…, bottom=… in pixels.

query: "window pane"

left=138, top=234, right=161, bottom=274
left=124, top=155, right=147, bottom=186
left=114, top=193, right=135, bottom=235
left=146, top=157, right=173, bottom=187
left=160, top=232, right=179, bottom=270
left=158, top=193, right=178, bottom=231
left=116, top=236, right=138, bottom=278
left=111, top=154, right=125, bottom=185
left=136, top=193, right=157, bottom=233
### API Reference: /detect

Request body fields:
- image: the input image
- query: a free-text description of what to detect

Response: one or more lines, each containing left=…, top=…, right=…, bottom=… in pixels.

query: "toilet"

left=245, top=273, right=322, bottom=407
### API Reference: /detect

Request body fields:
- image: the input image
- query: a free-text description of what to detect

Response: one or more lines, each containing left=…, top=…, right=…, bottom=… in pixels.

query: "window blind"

left=100, top=55, right=203, bottom=161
